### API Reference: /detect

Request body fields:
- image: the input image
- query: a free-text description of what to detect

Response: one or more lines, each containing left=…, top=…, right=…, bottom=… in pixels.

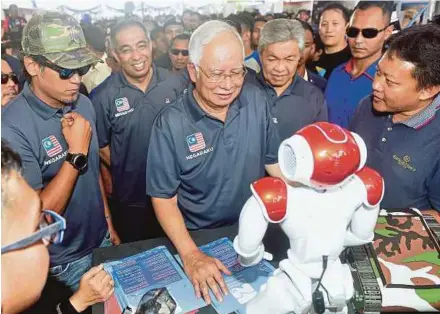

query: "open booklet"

left=104, top=237, right=275, bottom=314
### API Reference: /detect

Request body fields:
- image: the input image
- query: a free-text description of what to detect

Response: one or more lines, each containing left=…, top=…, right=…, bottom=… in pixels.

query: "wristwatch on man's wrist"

left=66, top=153, right=88, bottom=172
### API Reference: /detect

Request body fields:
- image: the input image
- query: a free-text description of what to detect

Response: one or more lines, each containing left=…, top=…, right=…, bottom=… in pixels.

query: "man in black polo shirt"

left=247, top=19, right=328, bottom=141
left=91, top=20, right=187, bottom=243
left=147, top=20, right=282, bottom=305
left=350, top=24, right=440, bottom=211
left=1, top=12, right=115, bottom=291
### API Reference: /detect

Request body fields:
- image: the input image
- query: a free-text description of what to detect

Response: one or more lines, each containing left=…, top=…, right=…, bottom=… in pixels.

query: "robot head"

left=278, top=122, right=367, bottom=189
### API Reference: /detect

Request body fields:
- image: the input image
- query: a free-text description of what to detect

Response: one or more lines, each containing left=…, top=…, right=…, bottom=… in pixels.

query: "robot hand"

left=233, top=237, right=273, bottom=267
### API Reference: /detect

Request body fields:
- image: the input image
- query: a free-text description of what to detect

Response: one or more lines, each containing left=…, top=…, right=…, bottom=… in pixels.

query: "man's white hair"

left=189, top=20, right=244, bottom=66
left=258, top=19, right=305, bottom=53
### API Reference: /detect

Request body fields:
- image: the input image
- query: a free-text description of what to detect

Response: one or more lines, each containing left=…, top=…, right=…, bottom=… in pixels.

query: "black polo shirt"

left=1, top=83, right=107, bottom=266
left=91, top=66, right=188, bottom=205
left=146, top=83, right=280, bottom=230
left=349, top=95, right=440, bottom=211
left=247, top=72, right=328, bottom=141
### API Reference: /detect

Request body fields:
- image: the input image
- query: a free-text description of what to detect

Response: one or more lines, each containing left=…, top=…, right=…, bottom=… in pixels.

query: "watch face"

left=74, top=155, right=87, bottom=169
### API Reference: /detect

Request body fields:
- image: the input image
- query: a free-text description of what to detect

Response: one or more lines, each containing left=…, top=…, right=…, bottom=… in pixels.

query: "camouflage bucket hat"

left=22, top=11, right=101, bottom=69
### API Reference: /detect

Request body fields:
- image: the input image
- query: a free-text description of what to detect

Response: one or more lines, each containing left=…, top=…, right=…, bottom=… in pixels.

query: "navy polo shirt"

left=325, top=58, right=378, bottom=128
left=1, top=83, right=107, bottom=266
left=247, top=72, right=328, bottom=141
left=349, top=95, right=440, bottom=211
left=307, top=69, right=327, bottom=93
left=146, top=83, right=280, bottom=230
left=91, top=66, right=188, bottom=205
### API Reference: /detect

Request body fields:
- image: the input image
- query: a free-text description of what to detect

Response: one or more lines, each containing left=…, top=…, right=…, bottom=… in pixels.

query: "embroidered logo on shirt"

left=115, top=97, right=130, bottom=112
left=42, top=135, right=63, bottom=157
left=393, top=154, right=416, bottom=172
left=272, top=118, right=278, bottom=124
left=165, top=98, right=170, bottom=104
left=187, top=132, right=206, bottom=153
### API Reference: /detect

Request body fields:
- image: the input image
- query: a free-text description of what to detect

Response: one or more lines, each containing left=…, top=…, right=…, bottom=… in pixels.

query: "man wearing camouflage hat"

left=1, top=11, right=120, bottom=292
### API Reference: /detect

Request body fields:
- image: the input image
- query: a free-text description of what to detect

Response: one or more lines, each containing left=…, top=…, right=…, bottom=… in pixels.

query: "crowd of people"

left=1, top=1, right=440, bottom=313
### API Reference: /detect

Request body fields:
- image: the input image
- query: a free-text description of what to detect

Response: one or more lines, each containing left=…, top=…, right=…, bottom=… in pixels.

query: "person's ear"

left=23, top=56, right=40, bottom=77
left=418, top=85, right=440, bottom=102
left=187, top=63, right=198, bottom=83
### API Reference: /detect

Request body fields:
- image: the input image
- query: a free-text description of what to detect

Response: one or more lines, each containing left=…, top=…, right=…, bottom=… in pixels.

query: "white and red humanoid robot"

left=233, top=122, right=385, bottom=314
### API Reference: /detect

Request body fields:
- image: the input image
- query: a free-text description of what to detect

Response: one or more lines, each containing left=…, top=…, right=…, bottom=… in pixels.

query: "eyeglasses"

left=170, top=49, right=189, bottom=56
left=196, top=65, right=247, bottom=83
left=1, top=73, right=19, bottom=85
left=33, top=56, right=91, bottom=80
left=1, top=210, right=66, bottom=254
left=346, top=26, right=388, bottom=39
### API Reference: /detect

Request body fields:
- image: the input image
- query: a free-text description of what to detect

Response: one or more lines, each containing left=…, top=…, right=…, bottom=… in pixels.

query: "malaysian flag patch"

left=115, top=97, right=130, bottom=112
left=42, top=135, right=63, bottom=157
left=186, top=132, right=206, bottom=152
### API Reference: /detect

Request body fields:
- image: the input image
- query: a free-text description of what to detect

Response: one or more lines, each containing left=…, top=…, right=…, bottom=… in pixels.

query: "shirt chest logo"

left=393, top=154, right=416, bottom=172
left=187, top=132, right=206, bottom=153
left=42, top=135, right=63, bottom=157
left=115, top=97, right=130, bottom=112
left=114, top=97, right=134, bottom=117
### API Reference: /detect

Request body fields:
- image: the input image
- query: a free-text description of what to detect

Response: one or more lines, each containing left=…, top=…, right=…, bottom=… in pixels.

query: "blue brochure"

left=104, top=246, right=206, bottom=313
left=176, top=237, right=275, bottom=314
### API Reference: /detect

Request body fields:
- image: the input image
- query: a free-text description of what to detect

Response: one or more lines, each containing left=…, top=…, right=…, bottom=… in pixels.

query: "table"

left=92, top=224, right=290, bottom=314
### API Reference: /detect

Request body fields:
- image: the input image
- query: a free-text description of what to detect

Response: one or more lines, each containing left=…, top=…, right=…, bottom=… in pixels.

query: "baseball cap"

left=21, top=11, right=101, bottom=69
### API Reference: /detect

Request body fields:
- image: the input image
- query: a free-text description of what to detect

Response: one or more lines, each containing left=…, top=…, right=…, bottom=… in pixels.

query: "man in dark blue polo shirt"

left=1, top=12, right=114, bottom=291
left=246, top=19, right=327, bottom=141
left=147, top=20, right=282, bottom=305
left=91, top=20, right=187, bottom=243
left=350, top=24, right=440, bottom=211
left=325, top=1, right=394, bottom=128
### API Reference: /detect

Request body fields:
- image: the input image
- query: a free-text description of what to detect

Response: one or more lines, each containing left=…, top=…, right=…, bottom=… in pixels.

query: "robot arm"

left=234, top=177, right=288, bottom=267
left=344, top=167, right=384, bottom=247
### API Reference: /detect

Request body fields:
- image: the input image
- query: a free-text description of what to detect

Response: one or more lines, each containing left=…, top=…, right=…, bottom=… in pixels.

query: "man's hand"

left=61, top=112, right=92, bottom=155
left=69, top=264, right=114, bottom=312
left=108, top=225, right=121, bottom=245
left=182, top=249, right=231, bottom=304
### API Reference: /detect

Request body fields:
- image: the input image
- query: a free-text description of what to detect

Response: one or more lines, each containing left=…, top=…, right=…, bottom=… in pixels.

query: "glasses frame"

left=346, top=26, right=389, bottom=39
left=170, top=48, right=189, bottom=57
left=196, top=65, right=248, bottom=83
left=1, top=210, right=66, bottom=254
left=1, top=73, right=19, bottom=85
left=32, top=56, right=92, bottom=80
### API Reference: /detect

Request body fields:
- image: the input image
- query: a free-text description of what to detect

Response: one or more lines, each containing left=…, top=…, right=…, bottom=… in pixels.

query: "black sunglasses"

left=33, top=56, right=91, bottom=80
left=346, top=26, right=388, bottom=39
left=1, top=73, right=19, bottom=85
left=170, top=49, right=189, bottom=56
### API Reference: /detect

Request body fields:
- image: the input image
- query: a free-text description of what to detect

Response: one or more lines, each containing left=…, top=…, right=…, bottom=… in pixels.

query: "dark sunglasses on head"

left=170, top=49, right=189, bottom=56
left=33, top=56, right=91, bottom=80
left=346, top=26, right=388, bottom=39
left=1, top=73, right=19, bottom=85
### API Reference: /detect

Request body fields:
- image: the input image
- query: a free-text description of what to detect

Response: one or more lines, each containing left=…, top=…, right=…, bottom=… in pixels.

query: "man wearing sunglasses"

left=1, top=55, right=18, bottom=106
left=324, top=1, right=394, bottom=128
left=168, top=33, right=190, bottom=73
left=2, top=11, right=118, bottom=293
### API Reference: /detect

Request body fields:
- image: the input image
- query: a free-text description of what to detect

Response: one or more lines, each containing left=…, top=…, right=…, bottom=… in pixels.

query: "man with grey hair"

left=146, top=20, right=282, bottom=304
left=247, top=19, right=328, bottom=141
left=90, top=19, right=186, bottom=243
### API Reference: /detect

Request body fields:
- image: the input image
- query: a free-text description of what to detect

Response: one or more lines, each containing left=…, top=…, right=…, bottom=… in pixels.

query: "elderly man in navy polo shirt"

left=246, top=19, right=328, bottom=141
left=1, top=12, right=115, bottom=291
left=91, top=20, right=187, bottom=243
left=350, top=24, right=440, bottom=211
left=325, top=1, right=394, bottom=128
left=147, top=20, right=282, bottom=305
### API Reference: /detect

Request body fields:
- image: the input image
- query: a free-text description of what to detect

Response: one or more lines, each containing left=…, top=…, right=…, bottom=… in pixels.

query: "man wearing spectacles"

left=2, top=11, right=118, bottom=292
left=168, top=33, right=190, bottom=73
left=1, top=141, right=116, bottom=314
left=1, top=55, right=18, bottom=106
left=147, top=20, right=283, bottom=306
left=324, top=1, right=394, bottom=128
left=246, top=19, right=328, bottom=142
